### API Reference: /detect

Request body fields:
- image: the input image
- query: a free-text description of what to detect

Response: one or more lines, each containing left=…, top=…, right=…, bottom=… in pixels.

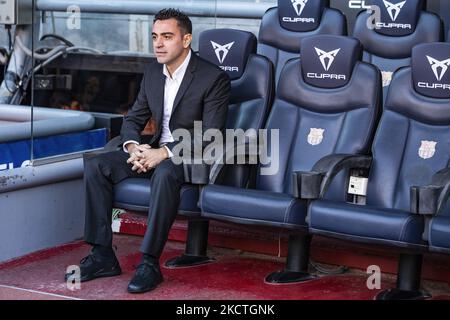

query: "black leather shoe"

left=127, top=262, right=163, bottom=293
left=64, top=251, right=122, bottom=282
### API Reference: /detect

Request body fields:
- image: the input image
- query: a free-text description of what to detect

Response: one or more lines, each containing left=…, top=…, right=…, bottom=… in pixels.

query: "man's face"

left=152, top=18, right=191, bottom=66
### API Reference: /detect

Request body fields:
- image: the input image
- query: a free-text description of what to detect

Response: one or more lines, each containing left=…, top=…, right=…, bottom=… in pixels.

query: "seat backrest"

left=366, top=42, right=450, bottom=213
left=353, top=0, right=442, bottom=93
left=199, top=29, right=274, bottom=132
left=199, top=29, right=275, bottom=187
left=258, top=0, right=347, bottom=85
left=256, top=35, right=381, bottom=197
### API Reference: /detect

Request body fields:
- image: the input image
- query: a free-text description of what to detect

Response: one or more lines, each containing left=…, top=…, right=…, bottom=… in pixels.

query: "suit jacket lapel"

left=171, top=52, right=197, bottom=115
left=153, top=66, right=166, bottom=128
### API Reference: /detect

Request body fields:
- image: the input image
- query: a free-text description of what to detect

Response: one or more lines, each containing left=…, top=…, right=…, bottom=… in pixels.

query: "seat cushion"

left=309, top=200, right=425, bottom=246
left=200, top=184, right=307, bottom=229
left=113, top=178, right=200, bottom=216
left=429, top=216, right=450, bottom=254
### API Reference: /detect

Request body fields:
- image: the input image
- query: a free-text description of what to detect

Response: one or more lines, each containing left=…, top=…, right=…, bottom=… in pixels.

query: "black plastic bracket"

left=292, top=154, right=372, bottom=200
left=183, top=162, right=210, bottom=185
left=410, top=168, right=450, bottom=215
left=410, top=185, right=443, bottom=215
left=292, top=171, right=324, bottom=199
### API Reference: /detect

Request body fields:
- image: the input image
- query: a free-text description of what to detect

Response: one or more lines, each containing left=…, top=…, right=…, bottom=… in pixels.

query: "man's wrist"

left=123, top=140, right=140, bottom=153
left=163, top=145, right=173, bottom=158
left=161, top=146, right=169, bottom=159
left=126, top=143, right=138, bottom=154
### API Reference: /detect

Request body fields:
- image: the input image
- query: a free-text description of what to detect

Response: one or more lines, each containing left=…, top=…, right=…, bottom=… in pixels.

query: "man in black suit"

left=65, top=8, right=230, bottom=293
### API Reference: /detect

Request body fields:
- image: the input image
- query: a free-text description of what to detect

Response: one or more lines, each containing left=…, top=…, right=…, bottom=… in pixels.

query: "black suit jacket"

left=120, top=51, right=230, bottom=155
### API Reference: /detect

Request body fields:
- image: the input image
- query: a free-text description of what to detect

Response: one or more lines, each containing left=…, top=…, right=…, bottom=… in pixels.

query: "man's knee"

left=83, top=151, right=120, bottom=174
left=83, top=154, right=102, bottom=172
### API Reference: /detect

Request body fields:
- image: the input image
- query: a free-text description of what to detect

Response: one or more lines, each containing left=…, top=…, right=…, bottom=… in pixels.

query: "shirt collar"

left=163, top=50, right=192, bottom=81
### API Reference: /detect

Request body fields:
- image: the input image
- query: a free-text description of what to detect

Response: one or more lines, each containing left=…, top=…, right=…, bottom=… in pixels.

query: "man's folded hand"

left=138, top=148, right=169, bottom=173
left=127, top=146, right=148, bottom=172
left=128, top=147, right=169, bottom=173
left=127, top=149, right=143, bottom=165
left=136, top=144, right=152, bottom=152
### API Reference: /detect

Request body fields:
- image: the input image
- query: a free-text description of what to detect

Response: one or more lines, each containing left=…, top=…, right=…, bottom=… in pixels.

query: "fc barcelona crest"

left=418, top=140, right=437, bottom=159
left=381, top=71, right=393, bottom=87
left=307, top=128, right=324, bottom=146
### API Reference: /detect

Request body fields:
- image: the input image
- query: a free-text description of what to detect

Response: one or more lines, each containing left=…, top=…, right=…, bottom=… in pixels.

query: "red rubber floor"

left=0, top=234, right=449, bottom=300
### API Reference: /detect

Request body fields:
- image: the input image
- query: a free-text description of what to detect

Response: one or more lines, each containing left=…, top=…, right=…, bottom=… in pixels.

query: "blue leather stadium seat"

left=426, top=41, right=450, bottom=254
left=258, top=0, right=347, bottom=84
left=113, top=29, right=274, bottom=266
left=113, top=178, right=201, bottom=215
left=309, top=42, right=450, bottom=300
left=200, top=35, right=381, bottom=283
left=353, top=0, right=442, bottom=98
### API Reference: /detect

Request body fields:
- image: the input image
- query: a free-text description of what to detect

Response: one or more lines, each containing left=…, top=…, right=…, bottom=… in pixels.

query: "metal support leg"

left=164, top=219, right=215, bottom=268
left=376, top=253, right=431, bottom=300
left=265, top=234, right=317, bottom=284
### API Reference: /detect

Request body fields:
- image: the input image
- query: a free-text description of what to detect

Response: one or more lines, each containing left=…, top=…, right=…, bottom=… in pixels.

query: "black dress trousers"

left=83, top=150, right=184, bottom=258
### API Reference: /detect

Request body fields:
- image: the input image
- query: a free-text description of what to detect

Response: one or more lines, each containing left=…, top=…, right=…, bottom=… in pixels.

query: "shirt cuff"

left=164, top=145, right=173, bottom=158
left=123, top=140, right=139, bottom=153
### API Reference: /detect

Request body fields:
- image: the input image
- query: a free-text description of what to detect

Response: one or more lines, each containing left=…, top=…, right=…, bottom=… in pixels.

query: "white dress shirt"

left=123, top=50, right=192, bottom=158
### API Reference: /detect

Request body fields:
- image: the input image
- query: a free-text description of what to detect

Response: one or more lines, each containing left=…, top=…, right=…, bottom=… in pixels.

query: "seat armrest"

left=293, top=171, right=324, bottom=199
left=183, top=162, right=211, bottom=185
left=182, top=137, right=259, bottom=185
left=209, top=141, right=259, bottom=184
left=293, top=154, right=372, bottom=199
left=411, top=168, right=450, bottom=215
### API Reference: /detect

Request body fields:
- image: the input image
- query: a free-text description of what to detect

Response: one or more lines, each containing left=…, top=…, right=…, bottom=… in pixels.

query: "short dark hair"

left=154, top=8, right=192, bottom=35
